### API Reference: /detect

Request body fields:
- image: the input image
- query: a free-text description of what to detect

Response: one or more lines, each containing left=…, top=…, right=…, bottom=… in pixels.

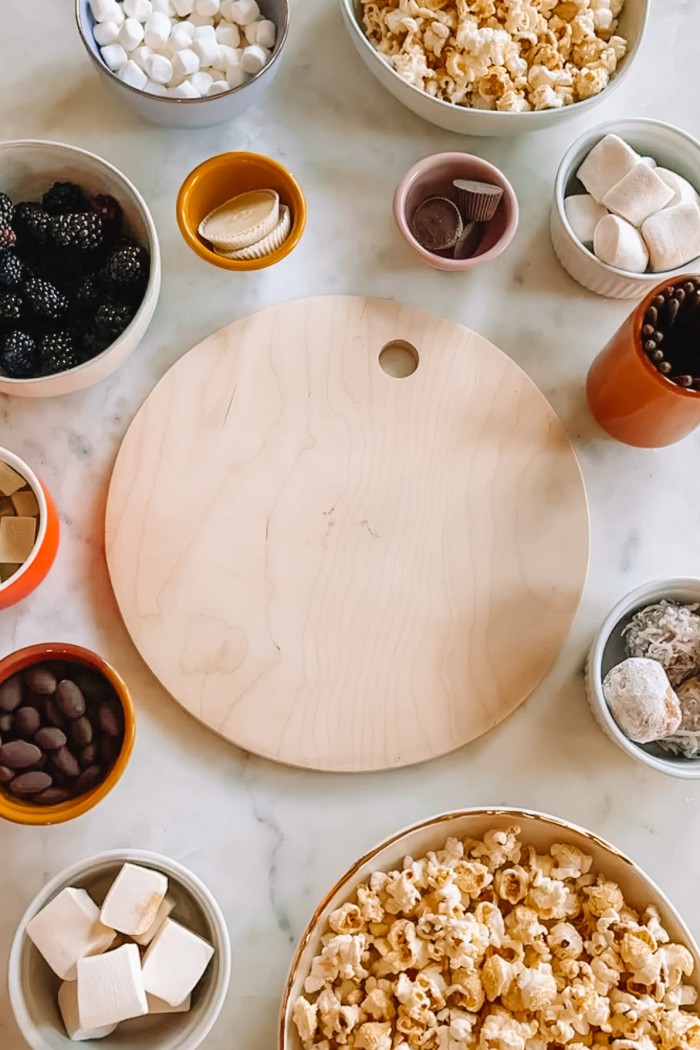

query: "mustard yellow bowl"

left=176, top=151, right=306, bottom=271
left=0, top=643, right=135, bottom=826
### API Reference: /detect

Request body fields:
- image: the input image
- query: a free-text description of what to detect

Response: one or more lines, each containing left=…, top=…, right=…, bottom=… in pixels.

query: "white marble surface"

left=2, top=1, right=700, bottom=1046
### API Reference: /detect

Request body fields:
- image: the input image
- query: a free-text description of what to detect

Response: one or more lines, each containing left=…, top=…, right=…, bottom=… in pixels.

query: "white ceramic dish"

left=551, top=119, right=700, bottom=299
left=339, top=0, right=647, bottom=136
left=9, top=849, right=231, bottom=1050
left=280, top=807, right=700, bottom=1050
left=0, top=139, right=160, bottom=398
left=586, top=577, right=700, bottom=778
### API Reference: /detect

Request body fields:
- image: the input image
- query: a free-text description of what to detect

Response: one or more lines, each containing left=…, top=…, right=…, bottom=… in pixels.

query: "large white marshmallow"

left=131, top=894, right=176, bottom=946
left=144, top=12, right=172, bottom=48
left=100, top=863, right=169, bottom=936
left=564, top=194, right=607, bottom=247
left=642, top=202, right=700, bottom=272
left=77, top=944, right=148, bottom=1030
left=147, top=992, right=192, bottom=1014
left=118, top=17, right=145, bottom=51
left=26, top=888, right=116, bottom=982
left=657, top=168, right=700, bottom=209
left=594, top=214, right=649, bottom=273
left=123, top=0, right=153, bottom=18
left=602, top=162, right=674, bottom=227
left=230, top=0, right=259, bottom=25
left=118, top=58, right=149, bottom=88
left=577, top=133, right=640, bottom=205
left=58, top=981, right=117, bottom=1042
left=141, top=919, right=214, bottom=1007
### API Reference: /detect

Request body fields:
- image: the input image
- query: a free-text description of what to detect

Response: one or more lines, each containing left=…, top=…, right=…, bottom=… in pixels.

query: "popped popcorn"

left=292, top=827, right=700, bottom=1050
left=360, top=0, right=627, bottom=112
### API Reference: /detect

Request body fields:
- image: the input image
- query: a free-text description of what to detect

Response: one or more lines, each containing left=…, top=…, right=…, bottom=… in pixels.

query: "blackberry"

left=50, top=212, right=104, bottom=251
left=38, top=331, right=79, bottom=375
left=0, top=331, right=36, bottom=378
left=102, top=243, right=149, bottom=295
left=13, top=202, right=51, bottom=247
left=76, top=274, right=100, bottom=313
left=94, top=299, right=134, bottom=340
left=23, top=275, right=69, bottom=320
left=80, top=325, right=111, bottom=361
left=42, top=181, right=87, bottom=216
left=0, top=292, right=23, bottom=324
left=0, top=193, right=13, bottom=225
left=0, top=253, right=23, bottom=289
left=0, top=224, right=16, bottom=251
left=89, top=194, right=122, bottom=230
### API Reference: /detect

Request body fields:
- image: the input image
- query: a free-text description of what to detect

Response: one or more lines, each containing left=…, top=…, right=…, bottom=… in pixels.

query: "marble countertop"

left=2, top=1, right=700, bottom=1046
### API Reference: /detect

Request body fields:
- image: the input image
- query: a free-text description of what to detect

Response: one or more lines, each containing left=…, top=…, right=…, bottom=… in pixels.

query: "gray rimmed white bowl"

left=75, top=0, right=288, bottom=128
left=340, top=0, right=648, bottom=136
left=8, top=849, right=231, bottom=1050
left=551, top=119, right=700, bottom=299
left=586, top=578, right=700, bottom=778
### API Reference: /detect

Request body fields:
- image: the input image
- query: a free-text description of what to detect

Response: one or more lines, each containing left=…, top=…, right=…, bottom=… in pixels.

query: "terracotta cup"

left=587, top=276, right=700, bottom=447
left=0, top=448, right=59, bottom=610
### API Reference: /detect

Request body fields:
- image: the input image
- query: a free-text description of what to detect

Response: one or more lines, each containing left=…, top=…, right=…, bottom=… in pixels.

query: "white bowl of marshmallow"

left=586, top=578, right=700, bottom=779
left=552, top=119, right=700, bottom=299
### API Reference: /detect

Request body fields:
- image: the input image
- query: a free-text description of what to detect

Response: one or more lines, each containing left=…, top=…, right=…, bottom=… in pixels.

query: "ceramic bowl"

left=75, top=0, right=289, bottom=128
left=0, top=448, right=60, bottom=611
left=551, top=118, right=700, bottom=299
left=9, top=849, right=231, bottom=1050
left=0, top=139, right=160, bottom=398
left=0, top=643, right=136, bottom=825
left=586, top=578, right=700, bottom=778
left=176, top=151, right=306, bottom=271
left=339, top=0, right=648, bottom=136
left=393, top=152, right=518, bottom=271
left=280, top=807, right=700, bottom=1050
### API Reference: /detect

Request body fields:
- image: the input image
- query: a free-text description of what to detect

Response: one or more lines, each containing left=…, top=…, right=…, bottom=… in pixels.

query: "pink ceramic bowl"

left=393, top=152, right=519, bottom=272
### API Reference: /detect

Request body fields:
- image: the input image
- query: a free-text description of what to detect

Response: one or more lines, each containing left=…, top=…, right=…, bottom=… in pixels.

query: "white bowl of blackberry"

left=0, top=139, right=161, bottom=398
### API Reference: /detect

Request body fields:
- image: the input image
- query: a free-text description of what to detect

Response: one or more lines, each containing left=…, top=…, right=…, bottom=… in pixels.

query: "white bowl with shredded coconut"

left=587, top=577, right=700, bottom=778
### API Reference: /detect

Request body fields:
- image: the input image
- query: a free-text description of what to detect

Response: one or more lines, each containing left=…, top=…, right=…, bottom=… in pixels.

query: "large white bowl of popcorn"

left=280, top=808, right=700, bottom=1050
left=340, top=0, right=648, bottom=135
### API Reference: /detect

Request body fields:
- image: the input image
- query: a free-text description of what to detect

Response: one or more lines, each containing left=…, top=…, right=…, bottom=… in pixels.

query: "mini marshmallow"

left=230, top=0, right=259, bottom=25
left=173, top=0, right=195, bottom=12
left=577, top=133, right=640, bottom=205
left=26, top=888, right=116, bottom=982
left=657, top=168, right=700, bottom=209
left=189, top=11, right=214, bottom=24
left=131, top=44, right=153, bottom=70
left=642, top=203, right=700, bottom=272
left=194, top=23, right=216, bottom=39
left=101, top=42, right=128, bottom=70
left=172, top=46, right=200, bottom=77
left=90, top=0, right=120, bottom=21
left=190, top=69, right=214, bottom=94
left=641, top=156, right=657, bottom=168
left=152, top=0, right=175, bottom=12
left=59, top=982, right=117, bottom=1042
left=145, top=51, right=173, bottom=82
left=256, top=19, right=275, bottom=48
left=93, top=20, right=120, bottom=45
left=226, top=61, right=246, bottom=86
left=123, top=0, right=153, bottom=18
left=215, top=43, right=240, bottom=69
left=131, top=895, right=176, bottom=947
left=215, top=22, right=240, bottom=46
left=168, top=23, right=195, bottom=50
left=602, top=162, right=674, bottom=227
left=168, top=79, right=200, bottom=96
left=594, top=214, right=649, bottom=273
left=118, top=17, right=145, bottom=51
left=144, top=12, right=172, bottom=48
left=207, top=78, right=229, bottom=94
left=144, top=78, right=168, bottom=94
left=118, top=58, right=149, bottom=88
left=142, top=919, right=214, bottom=1007
left=243, top=22, right=258, bottom=43
left=219, top=0, right=235, bottom=18
left=100, top=863, right=169, bottom=936
left=193, top=36, right=220, bottom=67
left=241, top=43, right=269, bottom=74
left=147, top=993, right=192, bottom=1014
left=77, top=944, right=148, bottom=1030
left=195, top=0, right=220, bottom=13
left=564, top=194, right=607, bottom=247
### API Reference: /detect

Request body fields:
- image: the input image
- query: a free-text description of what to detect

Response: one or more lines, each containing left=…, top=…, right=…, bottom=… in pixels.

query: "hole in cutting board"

left=379, top=340, right=419, bottom=378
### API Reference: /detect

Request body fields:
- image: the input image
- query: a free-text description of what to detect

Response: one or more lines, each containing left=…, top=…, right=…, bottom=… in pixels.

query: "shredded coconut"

left=623, top=601, right=700, bottom=686
left=659, top=676, right=700, bottom=759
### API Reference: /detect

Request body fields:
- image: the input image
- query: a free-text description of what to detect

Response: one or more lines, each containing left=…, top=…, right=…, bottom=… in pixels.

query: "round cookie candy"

left=603, top=657, right=682, bottom=744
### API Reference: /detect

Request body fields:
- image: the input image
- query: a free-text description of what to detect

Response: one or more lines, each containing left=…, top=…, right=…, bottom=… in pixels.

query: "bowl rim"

left=0, top=137, right=161, bottom=388
left=587, top=576, right=700, bottom=778
left=8, top=848, right=232, bottom=1050
left=553, top=117, right=700, bottom=281
left=393, top=151, right=519, bottom=270
left=339, top=0, right=648, bottom=123
left=0, top=643, right=137, bottom=824
left=176, top=150, right=307, bottom=271
left=75, top=0, right=289, bottom=106
left=0, top=447, right=48, bottom=594
left=278, top=805, right=700, bottom=1048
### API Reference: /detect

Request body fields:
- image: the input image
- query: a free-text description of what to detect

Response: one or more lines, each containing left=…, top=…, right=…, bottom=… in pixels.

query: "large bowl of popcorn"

left=340, top=0, right=648, bottom=135
left=280, top=808, right=700, bottom=1050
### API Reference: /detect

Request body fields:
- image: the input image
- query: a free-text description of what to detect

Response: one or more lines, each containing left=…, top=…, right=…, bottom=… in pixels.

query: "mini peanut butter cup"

left=453, top=179, right=504, bottom=222
left=410, top=196, right=463, bottom=252
left=453, top=221, right=485, bottom=260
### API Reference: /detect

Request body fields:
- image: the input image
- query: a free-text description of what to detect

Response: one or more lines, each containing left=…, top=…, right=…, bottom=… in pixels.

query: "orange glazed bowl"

left=0, top=447, right=59, bottom=611
left=0, top=644, right=135, bottom=825
left=176, top=151, right=306, bottom=271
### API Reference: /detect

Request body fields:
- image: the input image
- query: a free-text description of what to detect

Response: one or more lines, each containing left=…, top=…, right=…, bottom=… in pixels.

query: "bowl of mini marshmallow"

left=552, top=119, right=700, bottom=299
left=9, top=850, right=231, bottom=1050
left=76, top=0, right=288, bottom=128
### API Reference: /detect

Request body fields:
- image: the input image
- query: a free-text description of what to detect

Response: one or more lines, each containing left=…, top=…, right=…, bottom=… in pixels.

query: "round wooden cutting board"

left=105, top=296, right=589, bottom=772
